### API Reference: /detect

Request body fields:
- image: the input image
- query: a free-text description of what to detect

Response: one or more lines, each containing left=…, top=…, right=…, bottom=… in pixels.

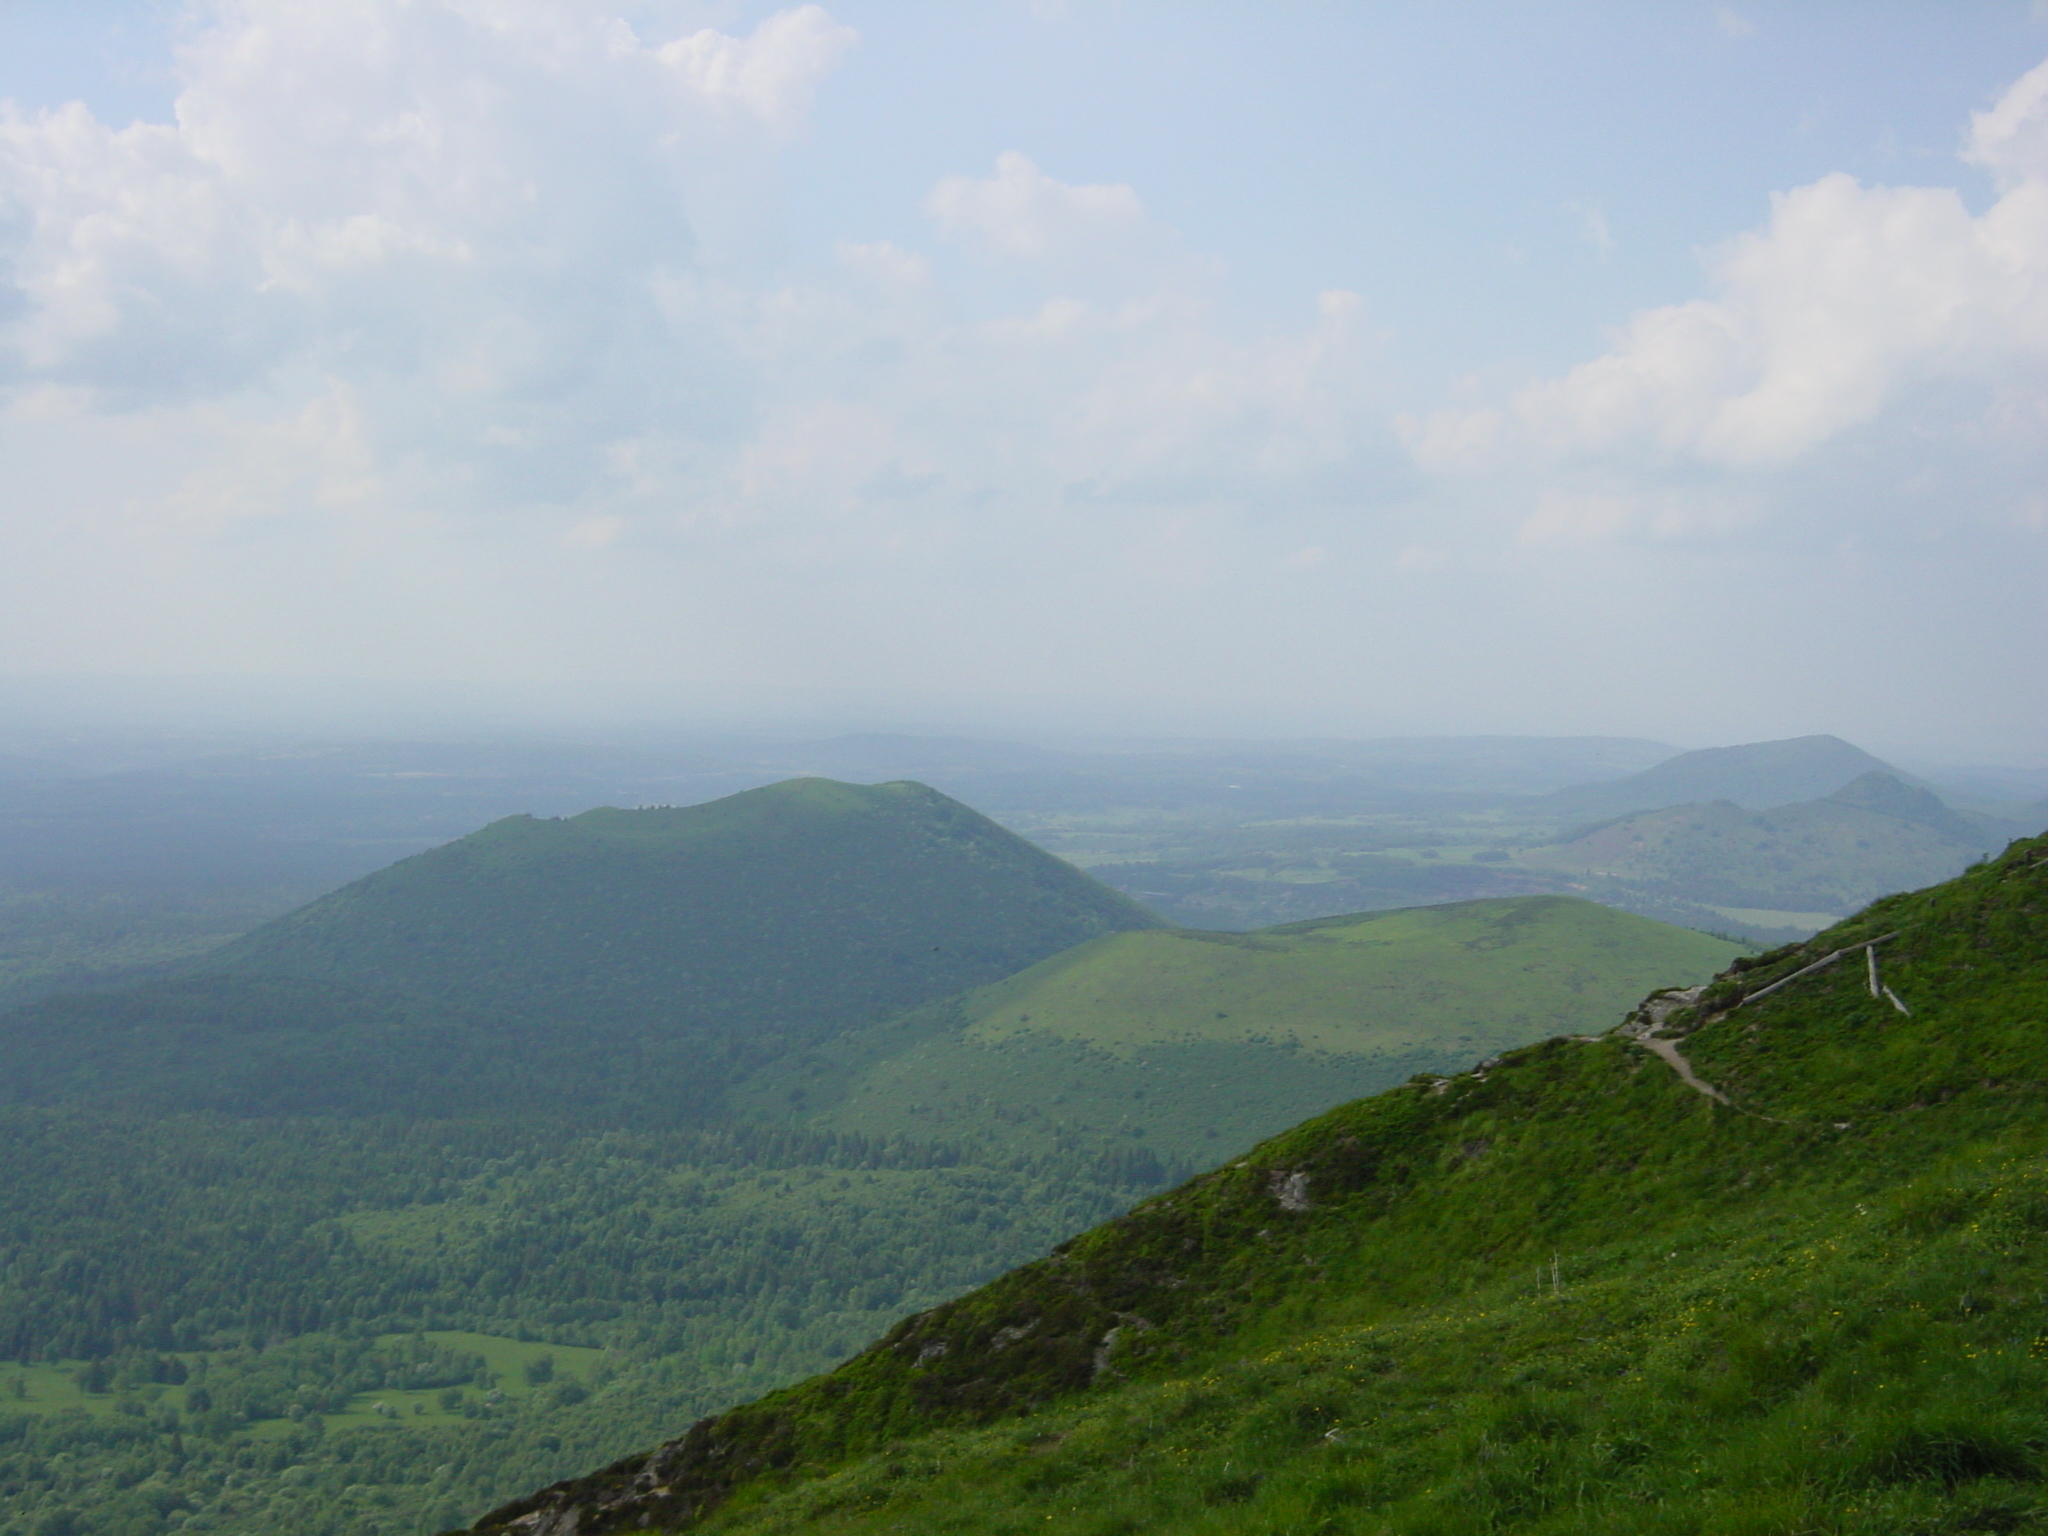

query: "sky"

left=1, top=1, right=2045, bottom=756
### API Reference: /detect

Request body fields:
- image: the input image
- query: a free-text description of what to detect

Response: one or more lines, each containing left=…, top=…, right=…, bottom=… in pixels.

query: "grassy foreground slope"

left=736, top=897, right=1743, bottom=1166
left=474, top=834, right=2048, bottom=1536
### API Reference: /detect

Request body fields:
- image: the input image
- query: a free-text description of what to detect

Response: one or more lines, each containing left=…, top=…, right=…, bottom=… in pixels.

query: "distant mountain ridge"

left=1521, top=769, right=1994, bottom=928
left=0, top=778, right=1163, bottom=1121
left=1542, top=733, right=1906, bottom=819
left=206, top=776, right=1160, bottom=1032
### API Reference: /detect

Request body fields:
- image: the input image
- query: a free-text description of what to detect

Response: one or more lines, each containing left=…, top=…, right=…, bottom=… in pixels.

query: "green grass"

left=2, top=1360, right=130, bottom=1420
left=471, top=837, right=2048, bottom=1536
left=293, top=1334, right=611, bottom=1436
left=959, top=897, right=1737, bottom=1056
left=734, top=897, right=1743, bottom=1167
left=684, top=1180, right=2048, bottom=1536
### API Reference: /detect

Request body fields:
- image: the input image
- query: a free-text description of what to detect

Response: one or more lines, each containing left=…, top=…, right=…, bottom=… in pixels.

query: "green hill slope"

left=0, top=778, right=1161, bottom=1120
left=1542, top=732, right=1904, bottom=818
left=471, top=834, right=2048, bottom=1536
left=1519, top=775, right=1988, bottom=931
left=734, top=896, right=1743, bottom=1166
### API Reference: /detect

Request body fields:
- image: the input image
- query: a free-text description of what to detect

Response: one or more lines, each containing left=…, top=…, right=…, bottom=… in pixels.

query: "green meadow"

left=685, top=1184, right=2048, bottom=1536
left=739, top=896, right=1743, bottom=1166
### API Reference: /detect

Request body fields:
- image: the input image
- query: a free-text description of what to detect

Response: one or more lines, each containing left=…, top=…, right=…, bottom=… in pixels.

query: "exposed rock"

left=1268, top=1169, right=1312, bottom=1212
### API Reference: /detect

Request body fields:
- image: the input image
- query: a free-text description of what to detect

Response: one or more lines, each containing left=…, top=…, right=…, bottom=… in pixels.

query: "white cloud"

left=1409, top=58, right=2048, bottom=487
left=925, top=151, right=1149, bottom=263
left=0, top=3, right=1395, bottom=695
left=0, top=1, right=838, bottom=416
left=1714, top=8, right=1755, bottom=40
left=657, top=5, right=857, bottom=135
left=1967, top=55, right=2048, bottom=189
left=924, top=150, right=1216, bottom=299
left=5, top=7, right=2037, bottom=752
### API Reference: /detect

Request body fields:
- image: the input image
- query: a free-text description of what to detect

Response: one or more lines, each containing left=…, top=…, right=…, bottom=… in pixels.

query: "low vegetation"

left=8, top=766, right=1993, bottom=1536
left=0, top=1117, right=1168, bottom=1536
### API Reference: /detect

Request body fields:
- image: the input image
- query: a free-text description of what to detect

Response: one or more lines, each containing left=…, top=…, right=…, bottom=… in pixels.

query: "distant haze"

left=2, top=4, right=2046, bottom=758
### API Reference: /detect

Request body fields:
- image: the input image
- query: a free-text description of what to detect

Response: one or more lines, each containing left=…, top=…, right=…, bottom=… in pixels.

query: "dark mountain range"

left=0, top=732, right=1684, bottom=1008
left=470, top=832, right=2048, bottom=1536
left=0, top=732, right=1676, bottom=902
left=0, top=778, right=1162, bottom=1121
left=1542, top=733, right=1903, bottom=820
left=1520, top=771, right=1992, bottom=928
left=1824, top=769, right=1992, bottom=844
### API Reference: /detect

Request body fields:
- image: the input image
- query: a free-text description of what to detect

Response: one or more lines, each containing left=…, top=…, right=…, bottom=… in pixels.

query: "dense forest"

left=0, top=1112, right=1175, bottom=1536
left=0, top=780, right=1160, bottom=1125
left=0, top=779, right=1181, bottom=1534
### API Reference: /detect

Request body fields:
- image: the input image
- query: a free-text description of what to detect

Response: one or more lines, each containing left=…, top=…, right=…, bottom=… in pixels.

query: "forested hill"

left=472, top=834, right=2048, bottom=1536
left=0, top=778, right=1162, bottom=1121
left=207, top=776, right=1160, bottom=1034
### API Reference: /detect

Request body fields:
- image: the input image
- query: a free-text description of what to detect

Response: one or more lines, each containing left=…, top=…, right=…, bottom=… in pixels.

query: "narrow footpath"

left=1616, top=985, right=1730, bottom=1105
left=1631, top=1033, right=1728, bottom=1103
left=1617, top=936, right=1904, bottom=1113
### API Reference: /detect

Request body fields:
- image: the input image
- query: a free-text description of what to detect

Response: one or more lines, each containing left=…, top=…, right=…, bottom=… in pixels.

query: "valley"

left=0, top=731, right=2040, bottom=1535
left=7, top=11, right=2042, bottom=1534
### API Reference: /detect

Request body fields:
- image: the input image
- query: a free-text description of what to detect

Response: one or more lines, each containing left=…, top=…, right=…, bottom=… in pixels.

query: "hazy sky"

left=2, top=2, right=2045, bottom=755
